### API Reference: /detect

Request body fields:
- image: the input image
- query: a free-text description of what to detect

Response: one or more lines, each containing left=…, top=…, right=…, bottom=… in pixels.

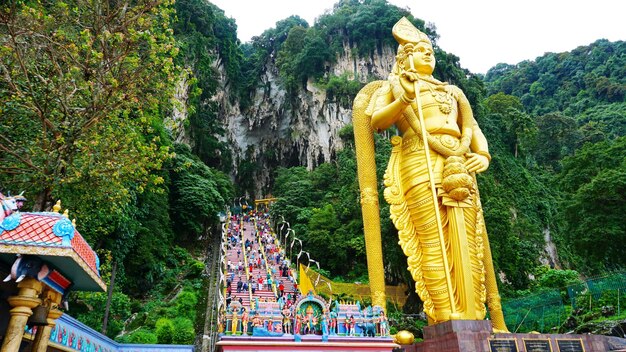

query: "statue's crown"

left=392, top=17, right=431, bottom=45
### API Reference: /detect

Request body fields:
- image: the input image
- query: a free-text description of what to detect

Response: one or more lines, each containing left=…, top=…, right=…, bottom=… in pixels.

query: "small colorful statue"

left=348, top=315, right=356, bottom=336
left=282, top=306, right=292, bottom=334
left=321, top=309, right=329, bottom=335
left=231, top=310, right=239, bottom=335
left=295, top=313, right=302, bottom=335
left=252, top=312, right=262, bottom=331
left=0, top=192, right=18, bottom=221
left=378, top=311, right=389, bottom=336
left=329, top=309, right=338, bottom=335
left=241, top=308, right=249, bottom=335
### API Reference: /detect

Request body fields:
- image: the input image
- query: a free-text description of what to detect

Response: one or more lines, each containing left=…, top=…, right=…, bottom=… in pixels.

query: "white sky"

left=208, top=0, right=625, bottom=74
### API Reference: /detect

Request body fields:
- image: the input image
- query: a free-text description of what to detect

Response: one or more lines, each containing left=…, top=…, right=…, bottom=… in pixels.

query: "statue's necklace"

left=423, top=81, right=453, bottom=115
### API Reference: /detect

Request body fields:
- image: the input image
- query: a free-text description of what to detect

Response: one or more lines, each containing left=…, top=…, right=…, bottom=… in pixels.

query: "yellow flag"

left=298, top=263, right=316, bottom=295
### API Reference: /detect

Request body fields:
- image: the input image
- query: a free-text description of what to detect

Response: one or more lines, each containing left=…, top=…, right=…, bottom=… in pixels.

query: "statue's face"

left=404, top=41, right=436, bottom=75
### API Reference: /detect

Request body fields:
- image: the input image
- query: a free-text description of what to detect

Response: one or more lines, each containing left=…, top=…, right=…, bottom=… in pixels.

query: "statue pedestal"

left=401, top=320, right=626, bottom=352
left=412, top=320, right=492, bottom=352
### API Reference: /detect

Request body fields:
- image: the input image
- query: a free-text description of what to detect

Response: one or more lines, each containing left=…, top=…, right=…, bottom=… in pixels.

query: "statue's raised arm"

left=353, top=17, right=507, bottom=332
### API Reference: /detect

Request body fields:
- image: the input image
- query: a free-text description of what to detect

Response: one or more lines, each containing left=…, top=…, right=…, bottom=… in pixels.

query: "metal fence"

left=501, top=272, right=626, bottom=333
left=501, top=289, right=566, bottom=333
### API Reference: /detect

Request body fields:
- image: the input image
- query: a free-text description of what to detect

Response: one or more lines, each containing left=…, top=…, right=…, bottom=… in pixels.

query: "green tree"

left=532, top=266, right=581, bottom=290
left=276, top=26, right=308, bottom=92
left=119, top=329, right=158, bottom=344
left=484, top=93, right=537, bottom=158
left=534, top=113, right=581, bottom=171
left=0, top=0, right=179, bottom=214
left=169, top=144, right=234, bottom=241
left=485, top=40, right=626, bottom=115
left=122, top=182, right=174, bottom=296
left=558, top=137, right=626, bottom=271
left=73, top=291, right=131, bottom=338
left=171, top=317, right=195, bottom=344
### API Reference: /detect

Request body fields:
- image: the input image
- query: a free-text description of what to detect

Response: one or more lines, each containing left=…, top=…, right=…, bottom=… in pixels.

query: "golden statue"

left=353, top=17, right=507, bottom=331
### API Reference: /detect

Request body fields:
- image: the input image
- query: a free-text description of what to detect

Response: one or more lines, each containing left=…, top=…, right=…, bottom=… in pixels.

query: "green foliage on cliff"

left=484, top=40, right=626, bottom=274
left=0, top=0, right=235, bottom=340
left=316, top=0, right=432, bottom=57
left=271, top=128, right=397, bottom=282
left=173, top=0, right=239, bottom=170
left=239, top=0, right=433, bottom=103
left=484, top=40, right=626, bottom=116
left=558, top=137, right=626, bottom=272
left=318, top=74, right=364, bottom=107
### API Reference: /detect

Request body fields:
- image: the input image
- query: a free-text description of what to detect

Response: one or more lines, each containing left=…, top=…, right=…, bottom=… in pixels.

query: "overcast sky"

left=208, top=0, right=625, bottom=74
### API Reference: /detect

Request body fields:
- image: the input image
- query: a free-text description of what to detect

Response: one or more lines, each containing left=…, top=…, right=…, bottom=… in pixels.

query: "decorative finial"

left=53, top=200, right=62, bottom=213
left=63, top=209, right=69, bottom=218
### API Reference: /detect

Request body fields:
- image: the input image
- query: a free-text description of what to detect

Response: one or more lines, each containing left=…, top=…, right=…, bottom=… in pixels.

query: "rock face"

left=166, top=75, right=191, bottom=145
left=540, top=227, right=562, bottom=269
left=213, top=43, right=396, bottom=197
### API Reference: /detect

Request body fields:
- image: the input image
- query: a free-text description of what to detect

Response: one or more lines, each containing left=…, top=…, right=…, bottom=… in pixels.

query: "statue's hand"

left=400, top=70, right=418, bottom=99
left=464, top=153, right=489, bottom=174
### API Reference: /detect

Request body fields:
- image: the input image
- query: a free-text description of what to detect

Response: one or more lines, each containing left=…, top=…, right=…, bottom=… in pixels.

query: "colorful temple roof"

left=0, top=212, right=105, bottom=292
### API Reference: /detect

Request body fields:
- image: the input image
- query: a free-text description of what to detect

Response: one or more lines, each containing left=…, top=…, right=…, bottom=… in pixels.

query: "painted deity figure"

left=282, top=307, right=293, bottom=334
left=231, top=310, right=239, bottom=335
left=329, top=310, right=338, bottom=335
left=304, top=305, right=315, bottom=334
left=217, top=312, right=225, bottom=333
left=295, top=313, right=303, bottom=335
left=378, top=311, right=388, bottom=336
left=348, top=315, right=356, bottom=336
left=353, top=17, right=506, bottom=331
left=241, top=308, right=249, bottom=335
left=252, top=313, right=262, bottom=330
left=0, top=192, right=19, bottom=221
left=321, top=309, right=329, bottom=335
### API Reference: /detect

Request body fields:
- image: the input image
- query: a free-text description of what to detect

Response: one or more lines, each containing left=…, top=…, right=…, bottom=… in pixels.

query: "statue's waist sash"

left=398, top=133, right=466, bottom=189
left=395, top=133, right=474, bottom=208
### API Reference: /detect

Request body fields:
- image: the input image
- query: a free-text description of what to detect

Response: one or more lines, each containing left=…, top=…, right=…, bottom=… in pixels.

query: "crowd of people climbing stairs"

left=223, top=211, right=299, bottom=312
left=219, top=209, right=391, bottom=337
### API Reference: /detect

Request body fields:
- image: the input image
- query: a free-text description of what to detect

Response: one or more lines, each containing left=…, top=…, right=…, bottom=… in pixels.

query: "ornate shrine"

left=0, top=200, right=105, bottom=352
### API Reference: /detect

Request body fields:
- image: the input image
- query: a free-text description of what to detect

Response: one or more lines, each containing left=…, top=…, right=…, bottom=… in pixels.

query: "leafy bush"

left=172, top=290, right=198, bottom=319
left=119, top=329, right=158, bottom=344
left=533, top=266, right=582, bottom=290
left=156, top=318, right=175, bottom=344
left=172, top=317, right=195, bottom=344
left=186, top=260, right=206, bottom=279
left=320, top=74, right=364, bottom=107
left=73, top=292, right=131, bottom=338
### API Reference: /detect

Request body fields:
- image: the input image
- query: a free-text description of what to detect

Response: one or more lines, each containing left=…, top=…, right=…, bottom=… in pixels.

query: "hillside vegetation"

left=0, top=0, right=624, bottom=341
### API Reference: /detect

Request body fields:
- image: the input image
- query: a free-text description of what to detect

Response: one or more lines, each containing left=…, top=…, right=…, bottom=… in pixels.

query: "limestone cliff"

left=212, top=43, right=397, bottom=196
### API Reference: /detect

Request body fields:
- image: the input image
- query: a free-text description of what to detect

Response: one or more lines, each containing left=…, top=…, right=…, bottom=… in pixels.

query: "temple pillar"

left=32, top=289, right=63, bottom=352
left=1, top=278, right=43, bottom=352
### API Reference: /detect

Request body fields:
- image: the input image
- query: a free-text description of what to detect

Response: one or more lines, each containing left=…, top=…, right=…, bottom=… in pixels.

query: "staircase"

left=223, top=213, right=298, bottom=312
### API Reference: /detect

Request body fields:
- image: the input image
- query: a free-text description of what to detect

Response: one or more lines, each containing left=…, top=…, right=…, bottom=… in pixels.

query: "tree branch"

left=0, top=134, right=40, bottom=171
left=5, top=18, right=58, bottom=136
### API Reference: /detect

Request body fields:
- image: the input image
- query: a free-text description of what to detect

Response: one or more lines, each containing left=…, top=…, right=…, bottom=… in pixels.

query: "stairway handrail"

left=254, top=218, right=278, bottom=298
left=240, top=218, right=254, bottom=310
left=221, top=216, right=230, bottom=311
